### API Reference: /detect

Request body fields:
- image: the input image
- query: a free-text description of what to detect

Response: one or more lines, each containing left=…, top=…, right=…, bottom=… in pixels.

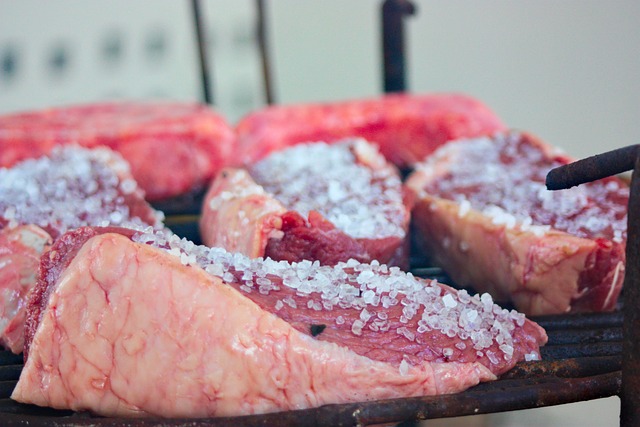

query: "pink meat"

left=235, top=92, right=506, bottom=168
left=200, top=168, right=287, bottom=258
left=0, top=146, right=163, bottom=353
left=14, top=227, right=546, bottom=418
left=406, top=131, right=628, bottom=315
left=0, top=226, right=52, bottom=353
left=200, top=139, right=412, bottom=267
left=0, top=102, right=236, bottom=201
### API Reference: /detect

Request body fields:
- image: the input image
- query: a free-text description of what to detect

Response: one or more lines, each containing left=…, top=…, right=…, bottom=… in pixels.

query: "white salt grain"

left=134, top=229, right=535, bottom=362
left=0, top=146, right=162, bottom=234
left=249, top=139, right=406, bottom=239
left=415, top=131, right=628, bottom=242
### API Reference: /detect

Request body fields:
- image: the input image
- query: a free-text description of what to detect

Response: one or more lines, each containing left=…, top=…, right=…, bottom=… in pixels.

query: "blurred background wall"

left=1, top=1, right=639, bottom=160
left=0, top=1, right=634, bottom=425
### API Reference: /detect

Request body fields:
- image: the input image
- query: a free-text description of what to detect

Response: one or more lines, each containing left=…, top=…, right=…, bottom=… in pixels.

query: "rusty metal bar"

left=546, top=144, right=639, bottom=427
left=621, top=153, right=640, bottom=426
left=191, top=0, right=213, bottom=104
left=501, top=356, right=621, bottom=380
left=540, top=342, right=622, bottom=360
left=0, top=372, right=622, bottom=427
left=532, top=311, right=623, bottom=331
left=255, top=0, right=275, bottom=105
left=544, top=327, right=622, bottom=345
left=546, top=145, right=638, bottom=190
left=0, top=352, right=22, bottom=366
left=0, top=365, right=21, bottom=382
left=382, top=0, right=415, bottom=92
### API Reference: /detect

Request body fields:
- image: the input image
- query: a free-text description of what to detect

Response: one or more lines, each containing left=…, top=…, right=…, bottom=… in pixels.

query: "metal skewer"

left=546, top=144, right=640, bottom=427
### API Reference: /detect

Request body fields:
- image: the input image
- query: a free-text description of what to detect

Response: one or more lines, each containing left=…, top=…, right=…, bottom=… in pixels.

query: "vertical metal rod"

left=191, top=0, right=213, bottom=105
left=621, top=154, right=640, bottom=426
left=382, top=0, right=416, bottom=93
left=256, top=0, right=275, bottom=104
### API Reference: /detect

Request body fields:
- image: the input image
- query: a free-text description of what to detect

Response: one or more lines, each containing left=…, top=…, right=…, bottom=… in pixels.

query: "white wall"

left=268, top=0, right=640, bottom=159
left=1, top=1, right=638, bottom=159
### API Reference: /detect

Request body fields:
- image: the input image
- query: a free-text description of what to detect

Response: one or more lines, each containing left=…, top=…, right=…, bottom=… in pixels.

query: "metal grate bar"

left=255, top=0, right=275, bottom=105
left=382, top=0, right=415, bottom=93
left=546, top=144, right=640, bottom=426
left=191, top=0, right=213, bottom=105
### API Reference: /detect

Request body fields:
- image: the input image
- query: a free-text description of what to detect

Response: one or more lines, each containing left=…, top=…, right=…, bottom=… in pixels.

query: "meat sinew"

left=0, top=146, right=163, bottom=353
left=235, top=92, right=506, bottom=168
left=200, top=139, right=412, bottom=267
left=14, top=227, right=546, bottom=418
left=0, top=101, right=236, bottom=201
left=406, top=131, right=628, bottom=315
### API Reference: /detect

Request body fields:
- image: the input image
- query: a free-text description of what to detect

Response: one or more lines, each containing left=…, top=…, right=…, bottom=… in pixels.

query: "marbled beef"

left=200, top=139, right=411, bottom=267
left=0, top=102, right=236, bottom=201
left=406, top=131, right=628, bottom=315
left=13, top=226, right=546, bottom=418
left=0, top=146, right=163, bottom=353
left=235, top=92, right=506, bottom=168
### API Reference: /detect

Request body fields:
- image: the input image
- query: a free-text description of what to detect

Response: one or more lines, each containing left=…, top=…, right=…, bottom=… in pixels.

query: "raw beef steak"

left=0, top=146, right=163, bottom=353
left=406, top=131, right=628, bottom=315
left=14, top=226, right=546, bottom=418
left=200, top=139, right=411, bottom=267
left=235, top=92, right=506, bottom=168
left=0, top=101, right=236, bottom=201
left=0, top=225, right=51, bottom=354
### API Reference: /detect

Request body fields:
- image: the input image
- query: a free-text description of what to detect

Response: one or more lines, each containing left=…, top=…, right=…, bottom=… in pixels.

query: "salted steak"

left=13, top=227, right=546, bottom=418
left=406, top=131, right=628, bottom=315
left=0, top=146, right=163, bottom=353
left=0, top=101, right=236, bottom=201
left=200, top=139, right=412, bottom=267
left=236, top=93, right=506, bottom=168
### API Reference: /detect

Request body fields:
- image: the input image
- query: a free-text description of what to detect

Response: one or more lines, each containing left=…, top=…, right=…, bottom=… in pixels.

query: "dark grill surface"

left=0, top=217, right=623, bottom=426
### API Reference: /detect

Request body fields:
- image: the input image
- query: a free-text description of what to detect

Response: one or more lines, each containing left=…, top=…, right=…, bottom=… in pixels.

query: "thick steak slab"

left=14, top=227, right=546, bottom=418
left=406, top=131, right=628, bottom=315
left=0, top=102, right=236, bottom=201
left=0, top=146, right=163, bottom=353
left=235, top=93, right=506, bottom=168
left=200, top=139, right=411, bottom=266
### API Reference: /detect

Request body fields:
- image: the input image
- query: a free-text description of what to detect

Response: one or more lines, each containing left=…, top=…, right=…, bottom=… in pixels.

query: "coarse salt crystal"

left=443, top=293, right=458, bottom=308
left=415, top=132, right=628, bottom=242
left=0, top=146, right=161, bottom=235
left=133, top=229, right=533, bottom=361
left=525, top=352, right=539, bottom=362
left=249, top=139, right=406, bottom=239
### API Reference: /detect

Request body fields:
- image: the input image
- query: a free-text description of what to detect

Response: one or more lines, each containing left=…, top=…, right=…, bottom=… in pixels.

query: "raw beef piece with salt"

left=235, top=92, right=506, bottom=168
left=13, top=226, right=546, bottom=418
left=406, top=131, right=628, bottom=315
left=0, top=101, right=236, bottom=201
left=0, top=146, right=163, bottom=353
left=200, top=139, right=412, bottom=267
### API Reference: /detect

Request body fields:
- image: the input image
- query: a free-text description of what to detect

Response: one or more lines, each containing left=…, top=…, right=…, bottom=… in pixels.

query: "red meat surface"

left=200, top=139, right=411, bottom=267
left=0, top=226, right=51, bottom=353
left=15, top=226, right=546, bottom=418
left=0, top=102, right=236, bottom=201
left=235, top=92, right=506, bottom=168
left=0, top=146, right=163, bottom=354
left=406, top=131, right=628, bottom=315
